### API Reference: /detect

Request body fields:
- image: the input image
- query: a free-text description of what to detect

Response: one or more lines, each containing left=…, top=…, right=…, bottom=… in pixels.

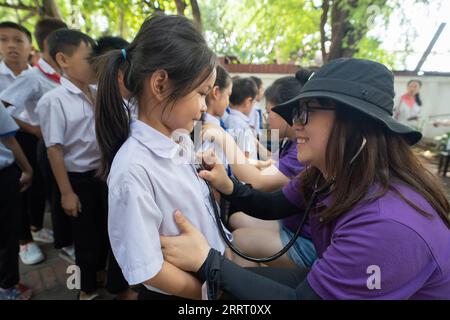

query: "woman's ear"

left=149, top=69, right=170, bottom=102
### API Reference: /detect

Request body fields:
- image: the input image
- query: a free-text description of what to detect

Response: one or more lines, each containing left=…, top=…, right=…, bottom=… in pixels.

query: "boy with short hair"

left=0, top=18, right=68, bottom=266
left=37, top=29, right=108, bottom=300
left=225, top=77, right=258, bottom=159
left=0, top=21, right=32, bottom=92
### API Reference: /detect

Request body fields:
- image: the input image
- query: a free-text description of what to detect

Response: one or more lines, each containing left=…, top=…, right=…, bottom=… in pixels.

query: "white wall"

left=233, top=72, right=450, bottom=139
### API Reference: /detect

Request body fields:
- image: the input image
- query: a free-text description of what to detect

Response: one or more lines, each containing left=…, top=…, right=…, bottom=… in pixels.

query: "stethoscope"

left=205, top=172, right=330, bottom=263
left=195, top=113, right=335, bottom=263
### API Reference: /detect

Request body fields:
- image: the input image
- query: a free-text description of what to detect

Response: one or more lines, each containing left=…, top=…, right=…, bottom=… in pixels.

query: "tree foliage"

left=0, top=0, right=434, bottom=69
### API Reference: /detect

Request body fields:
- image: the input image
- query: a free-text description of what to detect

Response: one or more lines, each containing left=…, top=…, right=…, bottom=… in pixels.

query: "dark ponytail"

left=95, top=50, right=131, bottom=179
left=265, top=68, right=312, bottom=105
left=95, top=14, right=217, bottom=179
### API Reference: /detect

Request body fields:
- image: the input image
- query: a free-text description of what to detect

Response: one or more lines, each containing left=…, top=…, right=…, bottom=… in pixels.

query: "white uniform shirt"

left=224, top=108, right=257, bottom=159
left=394, top=95, right=422, bottom=129
left=0, top=101, right=19, bottom=169
left=0, top=60, right=32, bottom=93
left=108, top=119, right=230, bottom=293
left=249, top=101, right=263, bottom=135
left=0, top=58, right=59, bottom=125
left=36, top=77, right=100, bottom=173
left=199, top=113, right=229, bottom=171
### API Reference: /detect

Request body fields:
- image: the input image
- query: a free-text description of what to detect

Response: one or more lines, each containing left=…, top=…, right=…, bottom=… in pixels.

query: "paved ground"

left=18, top=148, right=450, bottom=300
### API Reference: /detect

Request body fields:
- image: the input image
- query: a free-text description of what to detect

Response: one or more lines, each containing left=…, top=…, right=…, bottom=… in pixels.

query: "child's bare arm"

left=47, top=145, right=81, bottom=217
left=0, top=136, right=33, bottom=191
left=142, top=261, right=202, bottom=299
left=13, top=118, right=42, bottom=139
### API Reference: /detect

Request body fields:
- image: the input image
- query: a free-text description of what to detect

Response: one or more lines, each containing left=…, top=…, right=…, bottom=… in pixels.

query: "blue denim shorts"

left=279, top=223, right=317, bottom=268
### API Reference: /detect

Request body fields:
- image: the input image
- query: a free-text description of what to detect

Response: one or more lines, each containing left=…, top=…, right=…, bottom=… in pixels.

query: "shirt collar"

left=228, top=108, right=250, bottom=123
left=204, top=113, right=220, bottom=126
left=36, top=58, right=57, bottom=75
left=0, top=60, right=31, bottom=78
left=60, top=76, right=96, bottom=101
left=130, top=120, right=193, bottom=160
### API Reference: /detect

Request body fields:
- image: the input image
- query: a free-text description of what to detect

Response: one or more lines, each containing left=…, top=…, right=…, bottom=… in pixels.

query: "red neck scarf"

left=35, top=62, right=61, bottom=84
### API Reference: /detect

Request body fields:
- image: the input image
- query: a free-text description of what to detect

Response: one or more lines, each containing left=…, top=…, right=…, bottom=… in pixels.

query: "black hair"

left=34, top=18, right=67, bottom=51
left=214, top=65, right=231, bottom=90
left=249, top=76, right=262, bottom=89
left=229, top=77, right=257, bottom=106
left=95, top=14, right=217, bottom=179
left=95, top=36, right=130, bottom=55
left=265, top=68, right=312, bottom=105
left=0, top=21, right=32, bottom=42
left=47, top=29, right=96, bottom=64
left=407, top=79, right=423, bottom=106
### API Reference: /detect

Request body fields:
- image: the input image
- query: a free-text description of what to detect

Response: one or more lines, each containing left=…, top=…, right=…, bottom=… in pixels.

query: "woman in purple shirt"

left=160, top=58, right=450, bottom=299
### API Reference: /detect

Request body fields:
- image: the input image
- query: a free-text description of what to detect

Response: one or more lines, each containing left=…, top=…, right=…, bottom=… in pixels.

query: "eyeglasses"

left=292, top=100, right=335, bottom=126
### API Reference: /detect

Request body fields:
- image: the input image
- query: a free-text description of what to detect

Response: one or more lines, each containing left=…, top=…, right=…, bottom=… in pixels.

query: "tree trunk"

left=42, top=0, right=63, bottom=19
left=320, top=0, right=330, bottom=63
left=174, top=0, right=187, bottom=15
left=327, top=0, right=359, bottom=61
left=190, top=0, right=202, bottom=32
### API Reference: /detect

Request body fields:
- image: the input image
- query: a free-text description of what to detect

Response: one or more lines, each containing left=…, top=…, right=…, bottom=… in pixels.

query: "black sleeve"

left=221, top=177, right=302, bottom=220
left=196, top=249, right=322, bottom=300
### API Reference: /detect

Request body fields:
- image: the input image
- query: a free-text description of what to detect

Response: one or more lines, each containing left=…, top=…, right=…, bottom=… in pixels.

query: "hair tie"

left=121, top=48, right=127, bottom=60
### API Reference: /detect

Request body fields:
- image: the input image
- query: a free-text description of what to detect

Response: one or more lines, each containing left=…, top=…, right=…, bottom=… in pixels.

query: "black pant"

left=106, top=251, right=129, bottom=295
left=68, top=171, right=109, bottom=293
left=37, top=140, right=73, bottom=249
left=137, top=285, right=189, bottom=300
left=0, top=164, right=21, bottom=289
left=15, top=131, right=46, bottom=241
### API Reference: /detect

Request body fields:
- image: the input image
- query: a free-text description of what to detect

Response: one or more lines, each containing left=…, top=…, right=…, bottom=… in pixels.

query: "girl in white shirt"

left=95, top=15, right=230, bottom=300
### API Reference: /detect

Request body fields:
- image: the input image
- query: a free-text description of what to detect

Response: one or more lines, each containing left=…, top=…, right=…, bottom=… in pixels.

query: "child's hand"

left=19, top=169, right=33, bottom=192
left=197, top=150, right=234, bottom=195
left=61, top=192, right=82, bottom=217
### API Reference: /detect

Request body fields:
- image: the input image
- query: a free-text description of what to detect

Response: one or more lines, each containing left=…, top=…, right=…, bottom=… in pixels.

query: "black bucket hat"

left=272, top=58, right=422, bottom=145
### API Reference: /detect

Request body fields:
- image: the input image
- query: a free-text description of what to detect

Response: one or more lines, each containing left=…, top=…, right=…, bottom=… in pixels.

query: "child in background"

left=224, top=77, right=258, bottom=159
left=0, top=22, right=32, bottom=92
left=0, top=101, right=33, bottom=300
left=37, top=29, right=109, bottom=300
left=248, top=76, right=264, bottom=136
left=0, top=18, right=68, bottom=265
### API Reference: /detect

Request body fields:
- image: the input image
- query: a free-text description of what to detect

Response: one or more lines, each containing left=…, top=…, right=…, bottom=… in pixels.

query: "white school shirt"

left=0, top=61, right=32, bottom=119
left=36, top=77, right=100, bottom=173
left=249, top=101, right=263, bottom=135
left=0, top=101, right=19, bottom=170
left=0, top=58, right=59, bottom=125
left=224, top=108, right=257, bottom=159
left=0, top=60, right=32, bottom=93
left=199, top=113, right=229, bottom=170
left=108, top=119, right=231, bottom=293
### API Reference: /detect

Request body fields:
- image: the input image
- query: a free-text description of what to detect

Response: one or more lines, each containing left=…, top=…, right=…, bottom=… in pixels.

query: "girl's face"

left=293, top=99, right=336, bottom=174
left=266, top=101, right=286, bottom=132
left=209, top=82, right=232, bottom=118
left=166, top=69, right=217, bottom=133
left=407, top=81, right=421, bottom=96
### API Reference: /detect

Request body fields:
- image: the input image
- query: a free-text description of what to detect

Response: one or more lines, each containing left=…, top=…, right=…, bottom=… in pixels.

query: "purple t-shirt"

left=278, top=140, right=304, bottom=178
left=284, top=180, right=450, bottom=299
left=278, top=140, right=308, bottom=236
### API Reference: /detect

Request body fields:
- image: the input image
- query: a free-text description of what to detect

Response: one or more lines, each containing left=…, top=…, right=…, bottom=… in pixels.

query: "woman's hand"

left=197, top=150, right=234, bottom=195
left=160, top=210, right=211, bottom=272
